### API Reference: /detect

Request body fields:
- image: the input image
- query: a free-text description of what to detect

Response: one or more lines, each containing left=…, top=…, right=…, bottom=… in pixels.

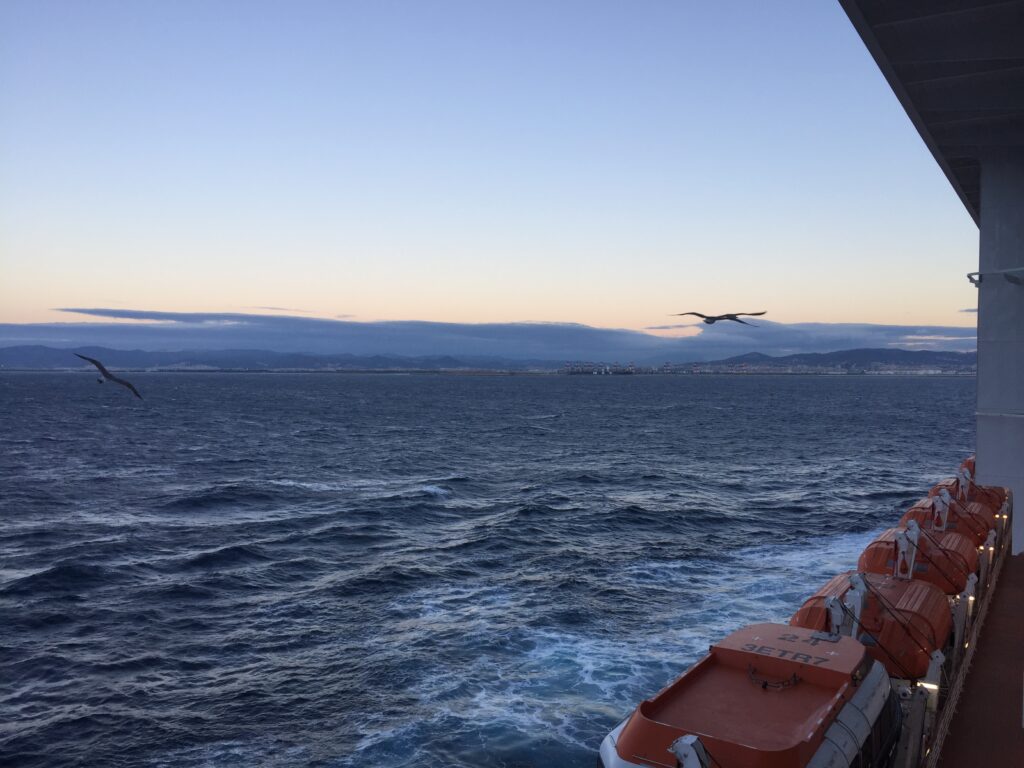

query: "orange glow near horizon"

left=0, top=251, right=980, bottom=332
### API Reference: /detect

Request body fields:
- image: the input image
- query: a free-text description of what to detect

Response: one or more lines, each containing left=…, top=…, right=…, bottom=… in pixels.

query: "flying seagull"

left=74, top=353, right=143, bottom=399
left=672, top=311, right=767, bottom=326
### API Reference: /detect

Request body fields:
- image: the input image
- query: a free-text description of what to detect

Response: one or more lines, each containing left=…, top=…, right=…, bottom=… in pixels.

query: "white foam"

left=267, top=477, right=462, bottom=503
left=418, top=485, right=453, bottom=498
left=150, top=737, right=311, bottom=767
left=347, top=527, right=887, bottom=765
left=266, top=478, right=387, bottom=493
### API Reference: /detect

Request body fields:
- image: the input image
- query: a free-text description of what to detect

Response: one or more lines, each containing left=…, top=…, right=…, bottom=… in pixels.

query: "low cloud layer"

left=0, top=308, right=977, bottom=363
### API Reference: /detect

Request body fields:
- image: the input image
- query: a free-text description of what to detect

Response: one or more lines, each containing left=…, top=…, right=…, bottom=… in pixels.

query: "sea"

left=0, top=372, right=976, bottom=768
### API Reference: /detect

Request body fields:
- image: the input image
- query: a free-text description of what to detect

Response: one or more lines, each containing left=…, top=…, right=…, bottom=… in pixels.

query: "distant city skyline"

left=1, top=1, right=979, bottom=333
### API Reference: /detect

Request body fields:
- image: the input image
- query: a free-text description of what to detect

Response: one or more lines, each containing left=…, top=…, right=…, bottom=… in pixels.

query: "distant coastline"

left=0, top=369, right=977, bottom=377
left=0, top=345, right=977, bottom=376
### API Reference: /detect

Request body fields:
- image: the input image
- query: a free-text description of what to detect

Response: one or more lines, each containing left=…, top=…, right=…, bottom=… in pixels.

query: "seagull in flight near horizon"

left=74, top=353, right=143, bottom=399
left=672, top=311, right=767, bottom=326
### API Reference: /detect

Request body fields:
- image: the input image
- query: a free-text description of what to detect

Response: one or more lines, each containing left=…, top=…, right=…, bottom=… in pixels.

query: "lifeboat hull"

left=790, top=571, right=952, bottom=680
left=858, top=527, right=977, bottom=595
left=901, top=496, right=995, bottom=547
left=600, top=623, right=900, bottom=768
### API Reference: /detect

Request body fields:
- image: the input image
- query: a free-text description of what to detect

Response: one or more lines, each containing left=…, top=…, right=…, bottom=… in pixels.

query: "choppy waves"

left=0, top=372, right=975, bottom=767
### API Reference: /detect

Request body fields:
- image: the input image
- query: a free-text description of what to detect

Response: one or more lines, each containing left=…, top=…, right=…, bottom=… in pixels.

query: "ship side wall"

left=976, top=146, right=1024, bottom=554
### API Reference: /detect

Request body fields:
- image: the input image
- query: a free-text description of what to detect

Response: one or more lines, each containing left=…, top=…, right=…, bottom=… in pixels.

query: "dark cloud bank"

left=0, top=308, right=977, bottom=363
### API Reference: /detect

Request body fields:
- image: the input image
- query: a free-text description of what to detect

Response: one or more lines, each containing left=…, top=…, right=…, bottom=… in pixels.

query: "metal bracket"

left=669, top=734, right=711, bottom=768
left=967, top=266, right=1024, bottom=286
left=894, top=522, right=919, bottom=579
left=934, top=490, right=952, bottom=531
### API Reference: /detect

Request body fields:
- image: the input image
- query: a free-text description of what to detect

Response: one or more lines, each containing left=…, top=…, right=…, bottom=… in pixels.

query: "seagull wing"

left=75, top=353, right=113, bottom=379
left=737, top=311, right=767, bottom=317
left=76, top=353, right=142, bottom=398
left=725, top=317, right=754, bottom=325
left=109, top=374, right=143, bottom=400
left=672, top=312, right=709, bottom=318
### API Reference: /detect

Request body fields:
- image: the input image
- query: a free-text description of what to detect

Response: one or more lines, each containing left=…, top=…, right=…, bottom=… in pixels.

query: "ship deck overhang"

left=841, top=0, right=1024, bottom=559
left=839, top=0, right=1024, bottom=226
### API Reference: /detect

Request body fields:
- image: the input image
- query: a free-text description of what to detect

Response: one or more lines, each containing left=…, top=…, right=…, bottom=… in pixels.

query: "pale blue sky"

left=0, top=0, right=979, bottom=331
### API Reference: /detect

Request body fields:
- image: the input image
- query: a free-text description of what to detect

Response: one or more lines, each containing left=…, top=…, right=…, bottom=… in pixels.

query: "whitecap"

left=418, top=485, right=453, bottom=498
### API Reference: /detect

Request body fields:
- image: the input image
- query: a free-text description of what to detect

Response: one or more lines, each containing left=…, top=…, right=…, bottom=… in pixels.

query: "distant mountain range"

left=0, top=345, right=977, bottom=372
left=714, top=349, right=976, bottom=368
left=0, top=345, right=502, bottom=371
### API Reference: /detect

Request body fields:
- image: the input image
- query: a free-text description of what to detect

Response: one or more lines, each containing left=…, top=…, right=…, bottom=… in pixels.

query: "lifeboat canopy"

left=790, top=571, right=951, bottom=680
left=902, top=493, right=995, bottom=547
left=858, top=525, right=977, bottom=595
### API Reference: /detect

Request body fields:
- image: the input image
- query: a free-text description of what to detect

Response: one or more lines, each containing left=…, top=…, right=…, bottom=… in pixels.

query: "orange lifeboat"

left=930, top=458, right=1008, bottom=514
left=857, top=524, right=977, bottom=595
left=599, top=623, right=901, bottom=768
left=901, top=494, right=995, bottom=547
left=789, top=571, right=951, bottom=680
left=929, top=477, right=1004, bottom=516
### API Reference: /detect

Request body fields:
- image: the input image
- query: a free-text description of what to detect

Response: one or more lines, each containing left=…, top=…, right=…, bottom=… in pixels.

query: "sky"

left=0, top=0, right=980, bottom=353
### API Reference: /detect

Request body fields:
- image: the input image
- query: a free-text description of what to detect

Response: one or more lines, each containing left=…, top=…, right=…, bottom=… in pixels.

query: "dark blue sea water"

left=0, top=373, right=975, bottom=768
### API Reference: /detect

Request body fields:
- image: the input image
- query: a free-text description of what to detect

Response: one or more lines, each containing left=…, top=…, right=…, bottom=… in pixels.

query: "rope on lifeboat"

left=821, top=732, right=854, bottom=762
left=828, top=708, right=870, bottom=760
left=858, top=578, right=937, bottom=660
left=819, top=686, right=901, bottom=767
left=902, top=531, right=968, bottom=594
left=836, top=601, right=918, bottom=681
left=948, top=496, right=987, bottom=540
left=917, top=528, right=970, bottom=581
